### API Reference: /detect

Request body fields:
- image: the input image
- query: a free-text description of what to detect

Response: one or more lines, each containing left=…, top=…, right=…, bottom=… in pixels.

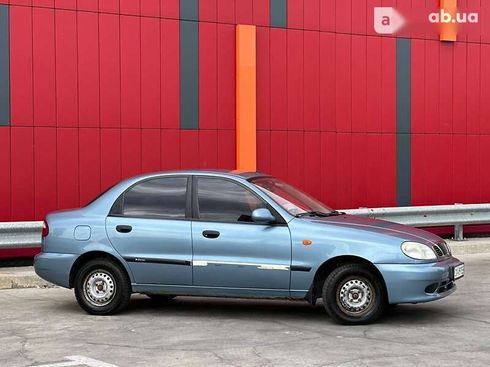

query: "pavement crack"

left=320, top=346, right=490, bottom=366
left=15, top=334, right=35, bottom=365
left=251, top=347, right=273, bottom=366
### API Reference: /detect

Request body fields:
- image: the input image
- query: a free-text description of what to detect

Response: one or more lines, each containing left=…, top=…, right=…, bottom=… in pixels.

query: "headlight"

left=401, top=241, right=437, bottom=260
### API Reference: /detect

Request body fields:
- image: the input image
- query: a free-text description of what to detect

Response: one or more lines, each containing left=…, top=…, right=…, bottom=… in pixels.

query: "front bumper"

left=375, top=256, right=464, bottom=304
left=34, top=252, right=78, bottom=288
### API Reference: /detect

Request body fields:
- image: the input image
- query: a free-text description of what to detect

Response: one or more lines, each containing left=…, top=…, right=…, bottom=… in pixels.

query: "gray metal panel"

left=0, top=5, right=10, bottom=126
left=396, top=38, right=411, bottom=207
left=270, top=0, right=287, bottom=28
left=396, top=133, right=411, bottom=207
left=396, top=38, right=411, bottom=134
left=180, top=0, right=198, bottom=21
left=180, top=20, right=199, bottom=129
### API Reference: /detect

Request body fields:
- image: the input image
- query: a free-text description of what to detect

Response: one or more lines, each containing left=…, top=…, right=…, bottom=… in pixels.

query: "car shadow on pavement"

left=110, top=295, right=452, bottom=325
left=48, top=291, right=453, bottom=325
left=381, top=304, right=452, bottom=325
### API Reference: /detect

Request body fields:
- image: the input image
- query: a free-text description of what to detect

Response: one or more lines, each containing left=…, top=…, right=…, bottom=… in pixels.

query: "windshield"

left=249, top=177, right=333, bottom=216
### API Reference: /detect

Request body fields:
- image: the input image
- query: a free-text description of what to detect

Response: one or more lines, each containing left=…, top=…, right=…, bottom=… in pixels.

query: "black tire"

left=322, top=263, right=386, bottom=325
left=74, top=258, right=131, bottom=315
left=145, top=294, right=177, bottom=302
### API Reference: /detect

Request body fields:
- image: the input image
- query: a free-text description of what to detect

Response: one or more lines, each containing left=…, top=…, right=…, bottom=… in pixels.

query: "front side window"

left=197, top=178, right=266, bottom=223
left=122, top=177, right=188, bottom=219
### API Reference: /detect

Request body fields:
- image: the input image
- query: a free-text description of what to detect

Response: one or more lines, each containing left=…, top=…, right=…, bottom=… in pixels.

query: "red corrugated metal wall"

left=0, top=0, right=489, bottom=223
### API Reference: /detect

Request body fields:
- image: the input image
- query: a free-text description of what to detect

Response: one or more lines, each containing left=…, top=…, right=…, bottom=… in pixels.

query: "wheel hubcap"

left=337, top=278, right=374, bottom=316
left=83, top=270, right=116, bottom=307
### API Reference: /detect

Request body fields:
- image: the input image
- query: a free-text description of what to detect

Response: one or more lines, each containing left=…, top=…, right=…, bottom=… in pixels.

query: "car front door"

left=191, top=176, right=291, bottom=292
left=106, top=176, right=192, bottom=285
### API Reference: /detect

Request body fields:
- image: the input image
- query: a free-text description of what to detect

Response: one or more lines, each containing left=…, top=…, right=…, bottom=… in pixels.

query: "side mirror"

left=251, top=208, right=276, bottom=224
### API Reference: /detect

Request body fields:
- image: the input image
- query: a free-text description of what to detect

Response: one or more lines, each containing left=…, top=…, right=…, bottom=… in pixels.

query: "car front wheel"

left=74, top=258, right=131, bottom=315
left=322, top=263, right=386, bottom=325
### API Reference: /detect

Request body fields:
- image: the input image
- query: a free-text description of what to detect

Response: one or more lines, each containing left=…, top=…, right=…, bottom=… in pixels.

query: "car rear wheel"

left=74, top=258, right=131, bottom=315
left=145, top=294, right=176, bottom=302
left=322, top=263, right=386, bottom=325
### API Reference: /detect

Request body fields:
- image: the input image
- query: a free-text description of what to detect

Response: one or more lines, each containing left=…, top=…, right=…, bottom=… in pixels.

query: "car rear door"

left=191, top=176, right=291, bottom=292
left=106, top=176, right=193, bottom=285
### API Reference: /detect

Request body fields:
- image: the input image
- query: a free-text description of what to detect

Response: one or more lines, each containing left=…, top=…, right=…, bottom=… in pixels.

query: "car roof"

left=127, top=169, right=269, bottom=181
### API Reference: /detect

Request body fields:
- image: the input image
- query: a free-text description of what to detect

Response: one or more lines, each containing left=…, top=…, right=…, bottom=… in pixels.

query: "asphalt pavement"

left=0, top=253, right=489, bottom=367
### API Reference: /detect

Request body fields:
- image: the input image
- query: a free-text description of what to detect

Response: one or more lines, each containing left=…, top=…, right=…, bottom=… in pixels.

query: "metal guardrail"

left=0, top=221, right=44, bottom=249
left=0, top=203, right=489, bottom=249
left=342, top=203, right=490, bottom=241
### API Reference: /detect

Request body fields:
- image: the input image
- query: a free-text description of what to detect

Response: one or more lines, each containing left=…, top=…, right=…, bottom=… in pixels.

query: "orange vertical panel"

left=236, top=25, right=256, bottom=172
left=440, top=0, right=457, bottom=41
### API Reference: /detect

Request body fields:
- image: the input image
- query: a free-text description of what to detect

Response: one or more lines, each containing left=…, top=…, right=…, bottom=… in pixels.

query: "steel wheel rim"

left=336, top=276, right=375, bottom=316
left=83, top=270, right=117, bottom=307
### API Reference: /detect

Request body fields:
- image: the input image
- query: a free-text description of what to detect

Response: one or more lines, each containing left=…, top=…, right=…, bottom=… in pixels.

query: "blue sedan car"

left=34, top=170, right=464, bottom=324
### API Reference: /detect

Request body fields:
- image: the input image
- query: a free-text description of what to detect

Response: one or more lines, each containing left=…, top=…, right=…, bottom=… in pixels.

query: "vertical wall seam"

left=139, top=4, right=143, bottom=174
left=118, top=9, right=123, bottom=180
left=53, top=8, right=59, bottom=210
left=98, top=10, right=102, bottom=192
left=76, top=8, right=80, bottom=205
left=158, top=2, right=163, bottom=170
left=396, top=38, right=411, bottom=207
left=0, top=5, right=10, bottom=126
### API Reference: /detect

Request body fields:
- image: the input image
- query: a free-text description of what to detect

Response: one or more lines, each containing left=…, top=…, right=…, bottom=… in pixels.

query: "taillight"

left=42, top=220, right=49, bottom=238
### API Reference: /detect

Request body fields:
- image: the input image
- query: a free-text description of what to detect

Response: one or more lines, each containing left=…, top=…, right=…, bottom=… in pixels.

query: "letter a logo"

left=374, top=7, right=406, bottom=34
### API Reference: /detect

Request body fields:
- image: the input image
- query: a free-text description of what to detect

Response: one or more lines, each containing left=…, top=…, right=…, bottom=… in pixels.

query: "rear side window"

left=121, top=177, right=188, bottom=219
left=196, top=177, right=266, bottom=223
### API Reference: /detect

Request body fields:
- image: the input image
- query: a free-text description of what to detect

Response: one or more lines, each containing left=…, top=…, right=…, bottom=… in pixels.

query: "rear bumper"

left=34, top=252, right=78, bottom=288
left=375, top=256, right=464, bottom=304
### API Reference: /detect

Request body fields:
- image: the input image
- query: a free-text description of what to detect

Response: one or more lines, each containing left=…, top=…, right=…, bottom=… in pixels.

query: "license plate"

left=454, top=264, right=465, bottom=280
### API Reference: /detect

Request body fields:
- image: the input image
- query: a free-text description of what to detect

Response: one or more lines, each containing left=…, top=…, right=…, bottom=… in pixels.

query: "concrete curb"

left=447, top=238, right=490, bottom=255
left=0, top=267, right=55, bottom=290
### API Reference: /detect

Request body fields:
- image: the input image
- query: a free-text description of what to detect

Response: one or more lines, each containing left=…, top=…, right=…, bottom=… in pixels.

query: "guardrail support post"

left=454, top=224, right=464, bottom=241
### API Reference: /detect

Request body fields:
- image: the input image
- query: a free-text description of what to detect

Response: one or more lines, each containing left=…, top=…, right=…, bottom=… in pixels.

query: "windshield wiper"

left=295, top=210, right=345, bottom=218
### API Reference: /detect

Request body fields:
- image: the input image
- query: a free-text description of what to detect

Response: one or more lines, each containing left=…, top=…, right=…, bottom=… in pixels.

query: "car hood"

left=303, top=214, right=443, bottom=245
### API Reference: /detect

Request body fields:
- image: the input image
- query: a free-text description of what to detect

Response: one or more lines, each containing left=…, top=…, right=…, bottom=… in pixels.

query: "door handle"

left=116, top=225, right=132, bottom=233
left=202, top=230, right=220, bottom=239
